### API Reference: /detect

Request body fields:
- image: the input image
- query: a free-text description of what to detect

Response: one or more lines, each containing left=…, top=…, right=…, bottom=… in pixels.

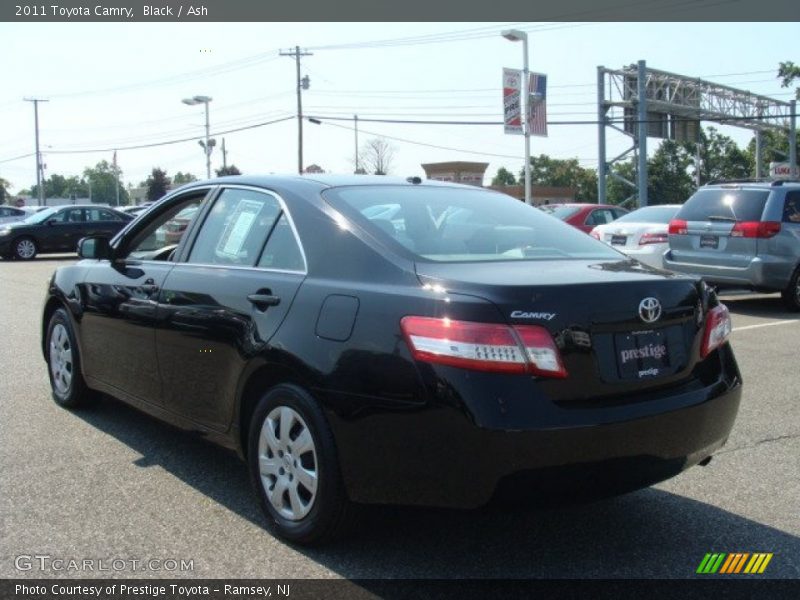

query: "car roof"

left=174, top=173, right=482, bottom=192
left=702, top=180, right=800, bottom=190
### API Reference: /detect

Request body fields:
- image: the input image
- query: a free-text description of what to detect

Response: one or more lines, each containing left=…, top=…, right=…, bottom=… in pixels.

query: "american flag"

left=528, top=72, right=548, bottom=137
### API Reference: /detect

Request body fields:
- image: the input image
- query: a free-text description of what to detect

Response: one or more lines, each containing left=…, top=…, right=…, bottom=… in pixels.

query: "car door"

left=155, top=186, right=306, bottom=430
left=77, top=191, right=209, bottom=404
left=39, top=207, right=83, bottom=252
left=84, top=207, right=127, bottom=238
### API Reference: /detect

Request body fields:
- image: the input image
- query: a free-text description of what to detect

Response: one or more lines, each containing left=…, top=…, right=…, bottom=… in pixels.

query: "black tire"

left=13, top=236, right=37, bottom=260
left=781, top=268, right=800, bottom=312
left=45, top=308, right=94, bottom=408
left=247, top=384, right=353, bottom=545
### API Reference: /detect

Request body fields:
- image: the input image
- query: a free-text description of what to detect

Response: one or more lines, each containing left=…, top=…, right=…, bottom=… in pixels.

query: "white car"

left=590, top=204, right=681, bottom=269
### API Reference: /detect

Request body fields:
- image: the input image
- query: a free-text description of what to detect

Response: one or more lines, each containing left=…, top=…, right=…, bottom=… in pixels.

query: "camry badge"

left=638, top=297, right=662, bottom=324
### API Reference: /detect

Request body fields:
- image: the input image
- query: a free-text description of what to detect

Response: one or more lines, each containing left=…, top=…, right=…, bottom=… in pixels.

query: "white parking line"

left=733, top=320, right=800, bottom=332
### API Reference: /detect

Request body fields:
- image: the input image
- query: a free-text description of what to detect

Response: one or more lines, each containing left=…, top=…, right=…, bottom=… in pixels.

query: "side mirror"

left=46, top=218, right=57, bottom=226
left=78, top=236, right=112, bottom=260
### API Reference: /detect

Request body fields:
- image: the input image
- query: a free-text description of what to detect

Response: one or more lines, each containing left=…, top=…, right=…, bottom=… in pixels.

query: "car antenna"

left=406, top=176, right=422, bottom=185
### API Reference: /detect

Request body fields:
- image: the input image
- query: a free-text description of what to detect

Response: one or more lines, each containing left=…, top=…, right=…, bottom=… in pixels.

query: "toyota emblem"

left=638, top=297, right=662, bottom=324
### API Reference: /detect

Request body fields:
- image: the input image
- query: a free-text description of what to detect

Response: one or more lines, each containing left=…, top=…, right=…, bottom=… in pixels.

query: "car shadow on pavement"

left=720, top=294, right=798, bottom=320
left=75, top=396, right=800, bottom=579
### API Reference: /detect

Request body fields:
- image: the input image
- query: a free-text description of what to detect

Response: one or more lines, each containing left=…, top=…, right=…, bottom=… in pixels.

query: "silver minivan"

left=663, top=180, right=800, bottom=311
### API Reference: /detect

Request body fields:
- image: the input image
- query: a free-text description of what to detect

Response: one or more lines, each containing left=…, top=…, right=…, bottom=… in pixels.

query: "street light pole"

left=502, top=30, right=532, bottom=205
left=182, top=95, right=214, bottom=178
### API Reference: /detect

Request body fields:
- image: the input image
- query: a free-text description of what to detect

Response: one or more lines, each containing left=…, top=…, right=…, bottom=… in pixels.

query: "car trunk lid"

left=415, top=258, right=707, bottom=402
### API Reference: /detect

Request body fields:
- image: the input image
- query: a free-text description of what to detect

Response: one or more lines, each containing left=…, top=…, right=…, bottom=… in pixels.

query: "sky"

left=1, top=21, right=797, bottom=195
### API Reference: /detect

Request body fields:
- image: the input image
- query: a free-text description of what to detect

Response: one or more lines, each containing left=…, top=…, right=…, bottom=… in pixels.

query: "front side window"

left=188, top=188, right=282, bottom=266
left=50, top=208, right=84, bottom=223
left=126, top=195, right=204, bottom=259
left=324, top=186, right=620, bottom=263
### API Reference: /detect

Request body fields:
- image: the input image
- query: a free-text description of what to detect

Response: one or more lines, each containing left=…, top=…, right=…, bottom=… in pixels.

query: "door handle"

left=247, top=292, right=281, bottom=310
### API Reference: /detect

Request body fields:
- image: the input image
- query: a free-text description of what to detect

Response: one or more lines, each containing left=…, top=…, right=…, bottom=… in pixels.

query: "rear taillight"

left=700, top=304, right=732, bottom=358
left=638, top=232, right=669, bottom=245
left=400, top=316, right=567, bottom=378
left=589, top=228, right=601, bottom=240
left=668, top=219, right=688, bottom=235
left=730, top=221, right=781, bottom=238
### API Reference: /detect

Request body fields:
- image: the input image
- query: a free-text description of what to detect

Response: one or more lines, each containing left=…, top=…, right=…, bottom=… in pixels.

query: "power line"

left=44, top=116, right=295, bottom=155
left=0, top=152, right=36, bottom=165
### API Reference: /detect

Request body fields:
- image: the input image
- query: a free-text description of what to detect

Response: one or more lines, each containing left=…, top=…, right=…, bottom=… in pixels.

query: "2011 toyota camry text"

left=41, top=175, right=742, bottom=544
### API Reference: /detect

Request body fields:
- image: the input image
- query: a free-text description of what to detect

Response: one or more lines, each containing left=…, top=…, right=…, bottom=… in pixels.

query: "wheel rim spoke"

left=279, top=406, right=293, bottom=446
left=270, top=477, right=289, bottom=512
left=295, top=465, right=317, bottom=495
left=293, top=428, right=313, bottom=456
left=288, top=482, right=305, bottom=520
left=259, top=456, right=280, bottom=478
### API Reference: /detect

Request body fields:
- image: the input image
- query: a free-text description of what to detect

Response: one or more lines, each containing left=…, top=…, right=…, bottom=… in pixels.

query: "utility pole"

left=113, top=150, right=120, bottom=206
left=354, top=114, right=360, bottom=173
left=280, top=46, right=313, bottom=174
left=222, top=138, right=228, bottom=169
left=24, top=97, right=48, bottom=206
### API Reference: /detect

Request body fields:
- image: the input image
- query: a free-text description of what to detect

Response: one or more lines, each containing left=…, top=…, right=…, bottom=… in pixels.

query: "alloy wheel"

left=258, top=406, right=319, bottom=521
left=49, top=323, right=73, bottom=394
left=16, top=239, right=36, bottom=259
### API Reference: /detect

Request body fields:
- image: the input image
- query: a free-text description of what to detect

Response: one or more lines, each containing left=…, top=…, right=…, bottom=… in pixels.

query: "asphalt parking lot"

left=1, top=256, right=798, bottom=579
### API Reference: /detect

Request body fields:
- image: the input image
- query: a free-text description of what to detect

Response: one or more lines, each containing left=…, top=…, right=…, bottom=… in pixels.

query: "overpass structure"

left=597, top=60, right=797, bottom=207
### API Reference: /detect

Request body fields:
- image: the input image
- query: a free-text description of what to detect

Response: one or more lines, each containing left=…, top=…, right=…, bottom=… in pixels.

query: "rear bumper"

left=328, top=345, right=742, bottom=508
left=663, top=251, right=792, bottom=290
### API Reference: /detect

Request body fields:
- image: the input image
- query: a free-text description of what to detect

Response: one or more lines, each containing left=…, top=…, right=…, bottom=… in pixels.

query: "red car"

left=540, top=203, right=628, bottom=234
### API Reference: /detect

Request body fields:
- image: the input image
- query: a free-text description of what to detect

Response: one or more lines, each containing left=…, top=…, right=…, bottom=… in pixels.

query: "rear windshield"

left=323, top=186, right=620, bottom=263
left=676, top=189, right=770, bottom=222
left=614, top=205, right=679, bottom=224
left=539, top=205, right=581, bottom=220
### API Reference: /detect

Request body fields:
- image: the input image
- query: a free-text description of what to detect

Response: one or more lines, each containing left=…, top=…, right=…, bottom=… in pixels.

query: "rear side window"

left=188, top=189, right=281, bottom=266
left=676, top=189, right=770, bottom=222
left=257, top=213, right=305, bottom=271
left=783, top=191, right=800, bottom=224
left=324, top=186, right=620, bottom=263
left=586, top=209, right=615, bottom=226
left=87, top=208, right=121, bottom=222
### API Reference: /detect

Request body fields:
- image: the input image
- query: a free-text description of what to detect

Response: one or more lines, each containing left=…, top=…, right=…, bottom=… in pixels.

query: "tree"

left=360, top=137, right=395, bottom=175
left=605, top=160, right=638, bottom=205
left=688, top=127, right=751, bottom=185
left=83, top=161, right=129, bottom=205
left=215, top=165, right=241, bottom=176
left=491, top=167, right=517, bottom=186
left=0, top=177, right=12, bottom=204
left=745, top=129, right=794, bottom=175
left=173, top=171, right=198, bottom=185
left=522, top=155, right=598, bottom=202
left=145, top=168, right=171, bottom=201
left=647, top=140, right=695, bottom=204
left=778, top=61, right=800, bottom=99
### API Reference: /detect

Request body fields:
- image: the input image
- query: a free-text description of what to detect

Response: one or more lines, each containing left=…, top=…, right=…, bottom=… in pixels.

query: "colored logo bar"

left=697, top=553, right=773, bottom=574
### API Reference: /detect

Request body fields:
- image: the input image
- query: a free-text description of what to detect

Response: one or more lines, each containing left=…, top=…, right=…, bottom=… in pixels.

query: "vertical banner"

left=503, top=68, right=523, bottom=135
left=528, top=72, right=548, bottom=137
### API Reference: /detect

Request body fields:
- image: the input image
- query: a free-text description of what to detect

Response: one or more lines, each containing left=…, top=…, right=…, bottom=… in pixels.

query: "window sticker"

left=216, top=198, right=264, bottom=258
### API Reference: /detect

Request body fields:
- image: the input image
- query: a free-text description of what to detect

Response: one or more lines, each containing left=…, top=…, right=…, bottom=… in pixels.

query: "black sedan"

left=0, top=204, right=132, bottom=260
left=41, top=176, right=742, bottom=544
